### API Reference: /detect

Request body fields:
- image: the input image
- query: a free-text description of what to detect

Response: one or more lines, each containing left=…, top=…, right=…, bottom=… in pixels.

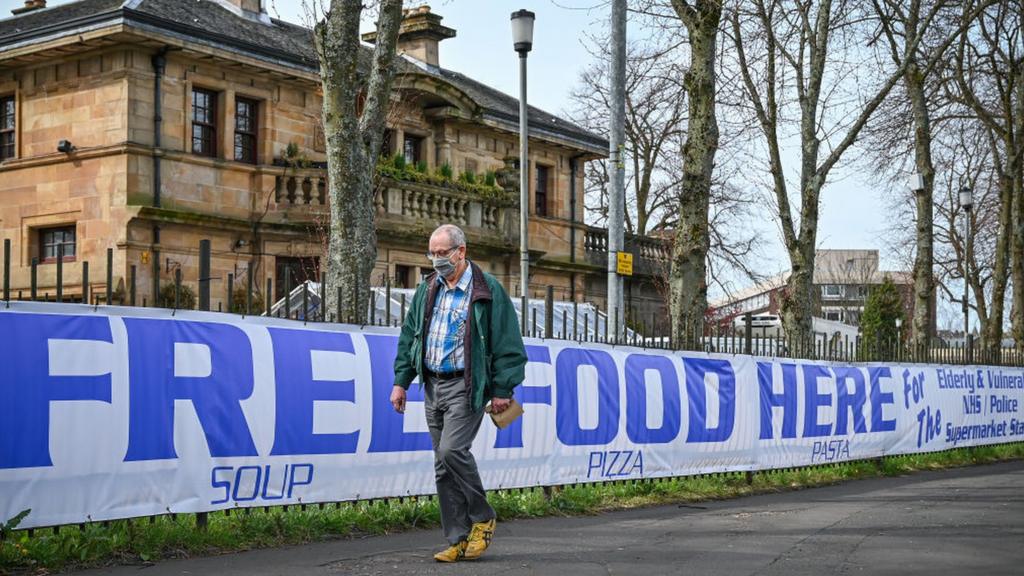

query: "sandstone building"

left=0, top=0, right=667, bottom=321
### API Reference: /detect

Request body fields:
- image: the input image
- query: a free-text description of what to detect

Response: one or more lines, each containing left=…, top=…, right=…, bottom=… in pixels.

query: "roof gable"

left=0, top=0, right=606, bottom=153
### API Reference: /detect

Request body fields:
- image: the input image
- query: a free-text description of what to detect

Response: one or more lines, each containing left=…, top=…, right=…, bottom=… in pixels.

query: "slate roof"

left=0, top=0, right=606, bottom=152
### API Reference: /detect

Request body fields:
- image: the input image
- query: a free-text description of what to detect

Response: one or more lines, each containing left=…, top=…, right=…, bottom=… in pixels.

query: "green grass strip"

left=2, top=442, right=1022, bottom=574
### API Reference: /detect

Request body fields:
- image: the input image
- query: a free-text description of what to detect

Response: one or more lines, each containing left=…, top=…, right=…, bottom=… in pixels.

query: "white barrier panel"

left=1, top=302, right=1022, bottom=529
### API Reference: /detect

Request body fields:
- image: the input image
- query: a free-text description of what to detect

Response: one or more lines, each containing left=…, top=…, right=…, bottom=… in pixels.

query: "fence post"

left=151, top=249, right=160, bottom=308
left=3, top=238, right=9, bottom=302
left=338, top=285, right=344, bottom=324
left=369, top=287, right=376, bottom=325
left=82, top=261, right=89, bottom=305
left=544, top=285, right=554, bottom=339
left=283, top=268, right=292, bottom=319
left=385, top=279, right=392, bottom=326
left=966, top=333, right=974, bottom=365
left=266, top=278, right=273, bottom=316
left=227, top=273, right=234, bottom=313
left=302, top=281, right=309, bottom=322
left=744, top=313, right=753, bottom=355
left=30, top=257, right=37, bottom=301
left=198, top=239, right=211, bottom=311
left=246, top=261, right=253, bottom=315
left=174, top=268, right=182, bottom=310
left=129, top=265, right=137, bottom=306
left=521, top=294, right=528, bottom=337
left=56, top=244, right=64, bottom=303
left=106, top=248, right=113, bottom=305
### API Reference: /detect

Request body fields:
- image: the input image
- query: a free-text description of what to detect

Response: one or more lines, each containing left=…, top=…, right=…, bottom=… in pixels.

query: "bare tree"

left=665, top=0, right=724, bottom=343
left=729, top=0, right=968, bottom=344
left=313, top=0, right=404, bottom=320
left=944, top=0, right=1023, bottom=352
left=865, top=0, right=969, bottom=349
left=932, top=121, right=1003, bottom=338
left=570, top=40, right=687, bottom=236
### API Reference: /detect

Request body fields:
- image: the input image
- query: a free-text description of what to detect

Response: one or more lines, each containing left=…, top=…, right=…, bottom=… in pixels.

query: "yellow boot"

left=433, top=540, right=468, bottom=563
left=463, top=518, right=496, bottom=560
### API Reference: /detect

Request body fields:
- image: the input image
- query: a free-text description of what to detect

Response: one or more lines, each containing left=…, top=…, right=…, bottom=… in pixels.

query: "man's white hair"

left=432, top=224, right=466, bottom=248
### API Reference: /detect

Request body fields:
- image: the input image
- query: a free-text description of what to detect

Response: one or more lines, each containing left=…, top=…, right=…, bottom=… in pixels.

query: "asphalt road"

left=85, top=460, right=1024, bottom=576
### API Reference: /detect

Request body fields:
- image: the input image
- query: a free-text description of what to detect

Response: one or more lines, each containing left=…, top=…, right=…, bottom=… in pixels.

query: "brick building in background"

left=708, top=249, right=928, bottom=336
left=0, top=0, right=668, bottom=318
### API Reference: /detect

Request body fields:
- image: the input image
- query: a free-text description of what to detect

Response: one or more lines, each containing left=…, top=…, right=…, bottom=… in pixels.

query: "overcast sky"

left=2, top=0, right=931, bottom=316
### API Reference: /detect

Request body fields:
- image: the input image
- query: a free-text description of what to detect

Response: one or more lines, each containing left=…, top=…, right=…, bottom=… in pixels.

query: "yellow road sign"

left=616, top=251, right=633, bottom=276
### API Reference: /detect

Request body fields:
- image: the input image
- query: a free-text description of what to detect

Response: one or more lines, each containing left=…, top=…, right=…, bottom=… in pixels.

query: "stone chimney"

left=11, top=0, right=46, bottom=16
left=213, top=0, right=270, bottom=23
left=231, top=0, right=263, bottom=13
left=362, top=5, right=456, bottom=68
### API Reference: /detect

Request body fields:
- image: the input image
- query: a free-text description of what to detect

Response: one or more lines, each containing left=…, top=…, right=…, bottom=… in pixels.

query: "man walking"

left=391, top=224, right=527, bottom=562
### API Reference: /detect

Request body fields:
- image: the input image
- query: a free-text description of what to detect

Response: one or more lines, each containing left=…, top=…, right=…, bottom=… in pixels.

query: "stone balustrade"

left=583, top=224, right=670, bottom=275
left=274, top=171, right=327, bottom=206
left=376, top=178, right=510, bottom=236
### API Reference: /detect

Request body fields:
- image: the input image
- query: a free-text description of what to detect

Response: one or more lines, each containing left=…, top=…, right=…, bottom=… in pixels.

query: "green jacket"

left=393, top=261, right=527, bottom=412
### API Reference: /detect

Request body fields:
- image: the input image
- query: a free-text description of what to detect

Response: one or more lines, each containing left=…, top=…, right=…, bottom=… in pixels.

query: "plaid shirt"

left=424, top=263, right=473, bottom=373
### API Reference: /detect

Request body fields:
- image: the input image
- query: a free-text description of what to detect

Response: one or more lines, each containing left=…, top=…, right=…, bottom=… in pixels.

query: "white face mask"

left=432, top=254, right=457, bottom=278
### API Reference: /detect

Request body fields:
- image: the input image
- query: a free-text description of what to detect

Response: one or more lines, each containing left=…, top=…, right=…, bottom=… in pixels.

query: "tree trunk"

left=1011, top=70, right=1024, bottom=353
left=905, top=65, right=936, bottom=350
left=982, top=163, right=1014, bottom=352
left=1009, top=157, right=1023, bottom=352
left=669, top=0, right=721, bottom=345
left=317, top=0, right=403, bottom=322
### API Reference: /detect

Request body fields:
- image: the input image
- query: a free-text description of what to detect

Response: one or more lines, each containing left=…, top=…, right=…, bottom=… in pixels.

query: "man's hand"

left=390, top=385, right=407, bottom=414
left=490, top=397, right=511, bottom=414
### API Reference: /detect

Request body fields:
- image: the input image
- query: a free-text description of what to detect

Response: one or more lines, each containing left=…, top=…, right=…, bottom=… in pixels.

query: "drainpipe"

left=569, top=154, right=585, bottom=301
left=151, top=47, right=168, bottom=211
left=151, top=47, right=168, bottom=301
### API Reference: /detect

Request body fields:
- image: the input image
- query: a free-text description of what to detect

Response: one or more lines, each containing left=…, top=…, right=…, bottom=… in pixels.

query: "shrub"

left=158, top=282, right=196, bottom=310
left=859, top=275, right=905, bottom=360
left=229, top=287, right=265, bottom=314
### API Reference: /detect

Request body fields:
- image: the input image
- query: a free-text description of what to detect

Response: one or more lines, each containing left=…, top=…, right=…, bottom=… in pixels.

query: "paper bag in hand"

left=485, top=398, right=523, bottom=429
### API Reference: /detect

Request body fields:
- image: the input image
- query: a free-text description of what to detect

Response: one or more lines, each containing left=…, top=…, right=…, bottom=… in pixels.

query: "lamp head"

left=959, top=187, right=974, bottom=210
left=908, top=173, right=925, bottom=192
left=511, top=10, right=535, bottom=54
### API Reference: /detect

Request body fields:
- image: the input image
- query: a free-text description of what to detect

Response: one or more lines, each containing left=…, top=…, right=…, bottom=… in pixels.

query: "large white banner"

left=1, top=302, right=1022, bottom=529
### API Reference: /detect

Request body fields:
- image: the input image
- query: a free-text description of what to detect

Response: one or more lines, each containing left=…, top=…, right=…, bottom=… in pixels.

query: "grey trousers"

left=424, top=374, right=496, bottom=545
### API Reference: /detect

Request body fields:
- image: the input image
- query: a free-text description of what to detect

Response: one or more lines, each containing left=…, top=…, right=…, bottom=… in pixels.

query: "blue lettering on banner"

left=0, top=312, right=113, bottom=469
left=210, top=463, right=315, bottom=505
left=123, top=318, right=257, bottom=462
left=555, top=348, right=619, bottom=446
left=365, top=334, right=431, bottom=453
left=625, top=354, right=680, bottom=444
left=268, top=328, right=358, bottom=456
left=868, top=367, right=897, bottom=432
left=586, top=450, right=644, bottom=479
left=495, top=345, right=553, bottom=449
left=684, top=357, right=735, bottom=443
left=811, top=439, right=850, bottom=462
left=832, top=367, right=867, bottom=435
left=802, top=364, right=833, bottom=438
left=758, top=362, right=798, bottom=439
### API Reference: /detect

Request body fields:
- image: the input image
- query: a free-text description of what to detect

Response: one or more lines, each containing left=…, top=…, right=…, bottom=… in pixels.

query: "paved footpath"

left=85, top=460, right=1024, bottom=576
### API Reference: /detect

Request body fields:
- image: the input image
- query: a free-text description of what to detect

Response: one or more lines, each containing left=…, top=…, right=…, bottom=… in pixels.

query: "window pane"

left=192, top=90, right=212, bottom=123
left=0, top=133, right=12, bottom=160
left=403, top=135, right=421, bottom=164
left=1, top=98, right=13, bottom=130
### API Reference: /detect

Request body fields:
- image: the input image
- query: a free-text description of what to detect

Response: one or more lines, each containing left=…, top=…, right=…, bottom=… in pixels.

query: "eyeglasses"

left=425, top=246, right=460, bottom=260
